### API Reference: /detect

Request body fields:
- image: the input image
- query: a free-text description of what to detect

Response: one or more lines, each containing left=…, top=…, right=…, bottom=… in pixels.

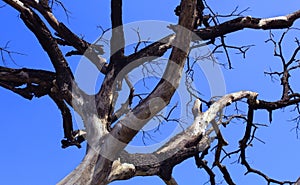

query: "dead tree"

left=1, top=0, right=300, bottom=184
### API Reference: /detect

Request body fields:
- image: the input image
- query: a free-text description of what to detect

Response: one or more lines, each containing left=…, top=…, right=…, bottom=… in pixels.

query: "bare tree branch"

left=194, top=10, right=300, bottom=41
left=110, top=0, right=125, bottom=60
left=2, top=1, right=300, bottom=185
left=18, top=0, right=107, bottom=73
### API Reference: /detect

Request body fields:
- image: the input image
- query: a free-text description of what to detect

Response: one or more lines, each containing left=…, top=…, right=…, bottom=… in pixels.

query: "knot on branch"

left=108, top=158, right=136, bottom=182
left=61, top=130, right=86, bottom=149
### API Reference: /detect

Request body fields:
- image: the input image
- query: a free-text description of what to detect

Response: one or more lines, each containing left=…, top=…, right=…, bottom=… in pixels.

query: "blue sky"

left=1, top=0, right=300, bottom=185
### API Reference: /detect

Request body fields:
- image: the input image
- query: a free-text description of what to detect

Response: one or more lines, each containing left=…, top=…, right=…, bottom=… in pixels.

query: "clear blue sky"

left=0, top=0, right=300, bottom=185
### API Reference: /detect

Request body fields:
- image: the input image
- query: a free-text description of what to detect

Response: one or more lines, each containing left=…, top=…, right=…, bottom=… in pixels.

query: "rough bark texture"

left=1, top=0, right=300, bottom=185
